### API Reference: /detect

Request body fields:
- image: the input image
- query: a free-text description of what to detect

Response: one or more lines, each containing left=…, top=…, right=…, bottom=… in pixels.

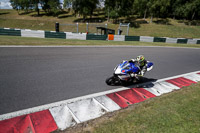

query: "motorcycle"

left=106, top=60, right=153, bottom=86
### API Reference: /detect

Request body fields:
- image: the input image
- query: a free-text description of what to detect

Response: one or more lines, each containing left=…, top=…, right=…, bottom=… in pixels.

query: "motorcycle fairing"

left=114, top=60, right=140, bottom=80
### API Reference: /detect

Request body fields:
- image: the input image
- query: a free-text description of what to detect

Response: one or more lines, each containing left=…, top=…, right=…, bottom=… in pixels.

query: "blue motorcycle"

left=106, top=60, right=153, bottom=85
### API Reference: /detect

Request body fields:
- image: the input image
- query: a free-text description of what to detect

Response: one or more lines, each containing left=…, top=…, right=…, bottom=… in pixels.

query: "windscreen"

left=120, top=61, right=130, bottom=69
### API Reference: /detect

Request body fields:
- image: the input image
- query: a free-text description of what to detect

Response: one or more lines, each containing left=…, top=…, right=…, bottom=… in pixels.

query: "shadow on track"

left=106, top=77, right=157, bottom=88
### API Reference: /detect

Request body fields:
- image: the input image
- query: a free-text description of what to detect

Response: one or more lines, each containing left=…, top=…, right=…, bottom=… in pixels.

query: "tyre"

left=105, top=76, right=115, bottom=85
left=106, top=76, right=121, bottom=86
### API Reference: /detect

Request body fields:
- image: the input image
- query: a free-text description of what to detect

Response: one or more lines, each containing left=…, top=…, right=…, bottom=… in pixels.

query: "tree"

left=183, top=0, right=200, bottom=20
left=171, top=0, right=187, bottom=19
left=105, top=0, right=134, bottom=22
left=133, top=0, right=148, bottom=20
left=10, top=0, right=21, bottom=14
left=10, top=0, right=31, bottom=14
left=31, top=0, right=40, bottom=15
left=9, top=0, right=200, bottom=21
left=72, top=0, right=99, bottom=20
left=47, top=0, right=62, bottom=16
left=10, top=0, right=62, bottom=16
left=63, top=0, right=73, bottom=10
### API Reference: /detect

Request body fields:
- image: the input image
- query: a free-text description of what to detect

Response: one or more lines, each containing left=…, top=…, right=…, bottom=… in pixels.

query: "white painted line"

left=94, top=95, right=121, bottom=112
left=0, top=45, right=200, bottom=50
left=143, top=87, right=161, bottom=96
left=148, top=82, right=174, bottom=94
left=183, top=74, right=200, bottom=82
left=93, top=98, right=110, bottom=112
left=66, top=106, right=81, bottom=123
left=158, top=81, right=180, bottom=90
left=67, top=98, right=107, bottom=122
left=1, top=70, right=200, bottom=121
left=155, top=81, right=179, bottom=93
left=49, top=105, right=77, bottom=130
left=155, top=71, right=200, bottom=82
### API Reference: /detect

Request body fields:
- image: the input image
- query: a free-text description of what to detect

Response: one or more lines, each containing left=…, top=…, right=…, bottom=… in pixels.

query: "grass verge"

left=61, top=82, right=200, bottom=133
left=0, top=36, right=200, bottom=48
left=1, top=9, right=200, bottom=38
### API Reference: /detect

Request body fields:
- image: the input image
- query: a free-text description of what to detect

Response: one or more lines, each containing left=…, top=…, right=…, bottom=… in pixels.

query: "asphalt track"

left=0, top=46, right=200, bottom=115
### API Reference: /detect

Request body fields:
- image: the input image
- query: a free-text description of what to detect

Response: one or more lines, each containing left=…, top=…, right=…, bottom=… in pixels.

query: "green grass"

left=77, top=82, right=200, bottom=133
left=0, top=35, right=200, bottom=48
left=1, top=9, right=200, bottom=38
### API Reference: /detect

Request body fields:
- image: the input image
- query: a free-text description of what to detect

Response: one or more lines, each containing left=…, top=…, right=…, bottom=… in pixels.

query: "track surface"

left=0, top=46, right=200, bottom=115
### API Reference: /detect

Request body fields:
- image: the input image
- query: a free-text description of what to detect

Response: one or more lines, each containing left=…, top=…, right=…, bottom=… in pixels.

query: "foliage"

left=63, top=0, right=73, bottom=9
left=134, top=0, right=200, bottom=21
left=10, top=0, right=62, bottom=16
left=10, top=0, right=32, bottom=14
left=174, top=0, right=200, bottom=20
left=133, top=0, right=148, bottom=19
left=10, top=0, right=200, bottom=21
left=72, top=0, right=99, bottom=20
left=105, top=0, right=134, bottom=21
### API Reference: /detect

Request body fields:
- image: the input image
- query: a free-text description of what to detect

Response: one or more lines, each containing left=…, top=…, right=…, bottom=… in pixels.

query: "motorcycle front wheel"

left=105, top=76, right=121, bottom=86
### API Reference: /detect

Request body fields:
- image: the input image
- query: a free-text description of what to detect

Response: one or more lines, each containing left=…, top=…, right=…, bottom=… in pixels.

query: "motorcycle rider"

left=129, top=55, right=147, bottom=80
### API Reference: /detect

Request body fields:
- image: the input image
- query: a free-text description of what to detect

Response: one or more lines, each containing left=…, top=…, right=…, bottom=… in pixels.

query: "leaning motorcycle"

left=105, top=60, right=153, bottom=85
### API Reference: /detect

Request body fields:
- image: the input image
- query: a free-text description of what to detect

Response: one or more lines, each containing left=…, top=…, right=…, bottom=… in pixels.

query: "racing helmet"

left=136, top=55, right=145, bottom=63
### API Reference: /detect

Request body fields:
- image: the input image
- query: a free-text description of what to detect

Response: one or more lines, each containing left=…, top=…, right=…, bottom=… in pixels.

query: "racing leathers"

left=129, top=59, right=147, bottom=79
